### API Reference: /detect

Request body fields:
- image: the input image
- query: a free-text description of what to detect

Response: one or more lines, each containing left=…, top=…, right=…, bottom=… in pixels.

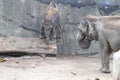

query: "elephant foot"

left=39, top=35, right=45, bottom=39
left=99, top=68, right=111, bottom=73
left=49, top=41, right=54, bottom=44
left=53, top=36, right=56, bottom=39
left=46, top=40, right=54, bottom=45
left=46, top=40, right=50, bottom=45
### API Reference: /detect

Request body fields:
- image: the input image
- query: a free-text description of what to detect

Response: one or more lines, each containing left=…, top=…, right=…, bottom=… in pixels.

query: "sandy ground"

left=0, top=54, right=113, bottom=80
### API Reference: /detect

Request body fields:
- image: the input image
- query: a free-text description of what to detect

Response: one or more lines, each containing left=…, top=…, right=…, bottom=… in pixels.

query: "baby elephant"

left=40, top=6, right=61, bottom=45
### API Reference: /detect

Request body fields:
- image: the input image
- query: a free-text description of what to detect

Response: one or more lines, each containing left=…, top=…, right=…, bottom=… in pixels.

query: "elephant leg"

left=49, top=28, right=54, bottom=43
left=100, top=51, right=111, bottom=73
left=44, top=28, right=51, bottom=45
left=99, top=39, right=112, bottom=73
left=56, top=24, right=61, bottom=39
left=49, top=26, right=57, bottom=43
left=53, top=26, right=57, bottom=39
left=50, top=29, right=53, bottom=41
left=40, top=23, right=45, bottom=38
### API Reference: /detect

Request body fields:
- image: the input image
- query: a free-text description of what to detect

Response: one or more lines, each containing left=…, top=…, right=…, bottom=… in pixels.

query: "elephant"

left=40, top=1, right=62, bottom=45
left=76, top=15, right=120, bottom=73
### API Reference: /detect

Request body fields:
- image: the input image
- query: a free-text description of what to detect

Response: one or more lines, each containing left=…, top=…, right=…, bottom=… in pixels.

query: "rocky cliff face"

left=0, top=0, right=120, bottom=55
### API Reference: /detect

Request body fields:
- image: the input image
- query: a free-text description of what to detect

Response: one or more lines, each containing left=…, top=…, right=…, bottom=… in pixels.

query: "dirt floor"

left=0, top=54, right=113, bottom=80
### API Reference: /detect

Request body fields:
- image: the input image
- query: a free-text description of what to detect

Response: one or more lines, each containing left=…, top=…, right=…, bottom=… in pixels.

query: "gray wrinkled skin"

left=76, top=15, right=120, bottom=73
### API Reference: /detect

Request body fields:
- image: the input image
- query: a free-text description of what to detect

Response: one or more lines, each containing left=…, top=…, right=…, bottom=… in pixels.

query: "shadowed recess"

left=0, top=51, right=56, bottom=57
left=36, top=0, right=96, bottom=8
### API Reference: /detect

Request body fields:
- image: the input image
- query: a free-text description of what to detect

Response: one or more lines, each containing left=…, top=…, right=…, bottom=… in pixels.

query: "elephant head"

left=76, top=19, right=98, bottom=49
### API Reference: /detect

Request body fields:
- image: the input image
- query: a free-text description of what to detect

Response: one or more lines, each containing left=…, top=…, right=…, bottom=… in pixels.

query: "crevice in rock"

left=2, top=16, right=13, bottom=22
left=20, top=24, right=40, bottom=34
left=0, top=51, right=56, bottom=57
left=26, top=12, right=35, bottom=18
left=0, top=34, right=7, bottom=37
left=35, top=0, right=96, bottom=8
left=64, top=22, right=79, bottom=25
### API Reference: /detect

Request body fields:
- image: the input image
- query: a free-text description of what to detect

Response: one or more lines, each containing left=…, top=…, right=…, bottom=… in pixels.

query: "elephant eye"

left=79, top=29, right=82, bottom=32
left=82, top=32, right=86, bottom=37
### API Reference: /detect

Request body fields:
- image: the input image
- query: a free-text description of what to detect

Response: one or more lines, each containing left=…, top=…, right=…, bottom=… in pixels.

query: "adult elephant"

left=76, top=15, right=120, bottom=73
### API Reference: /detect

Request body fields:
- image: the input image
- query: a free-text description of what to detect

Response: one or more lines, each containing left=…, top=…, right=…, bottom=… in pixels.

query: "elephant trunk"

left=76, top=31, right=91, bottom=49
left=78, top=38, right=91, bottom=49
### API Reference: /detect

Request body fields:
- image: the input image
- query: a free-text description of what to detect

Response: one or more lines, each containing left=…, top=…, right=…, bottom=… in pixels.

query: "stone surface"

left=0, top=37, right=57, bottom=55
left=113, top=50, right=120, bottom=80
left=0, top=0, right=119, bottom=55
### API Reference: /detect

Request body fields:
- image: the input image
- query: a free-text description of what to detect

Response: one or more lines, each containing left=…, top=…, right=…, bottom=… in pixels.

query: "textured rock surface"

left=0, top=0, right=119, bottom=55
left=113, top=50, right=120, bottom=80
left=0, top=37, right=57, bottom=55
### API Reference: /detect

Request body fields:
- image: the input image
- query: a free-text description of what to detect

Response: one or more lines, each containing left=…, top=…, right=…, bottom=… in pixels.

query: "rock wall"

left=0, top=0, right=120, bottom=55
left=113, top=50, right=120, bottom=80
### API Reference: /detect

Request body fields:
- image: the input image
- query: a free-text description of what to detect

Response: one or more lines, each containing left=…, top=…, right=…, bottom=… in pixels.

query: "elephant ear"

left=85, top=20, right=93, bottom=35
left=86, top=20, right=98, bottom=40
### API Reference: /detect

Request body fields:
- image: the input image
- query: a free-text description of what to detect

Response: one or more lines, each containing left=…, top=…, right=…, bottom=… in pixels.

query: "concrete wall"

left=0, top=0, right=120, bottom=55
left=113, top=50, right=120, bottom=80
